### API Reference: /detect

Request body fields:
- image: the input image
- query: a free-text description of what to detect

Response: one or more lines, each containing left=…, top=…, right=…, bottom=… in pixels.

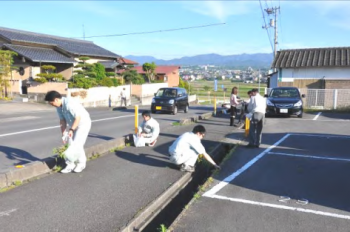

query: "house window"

left=164, top=76, right=168, bottom=82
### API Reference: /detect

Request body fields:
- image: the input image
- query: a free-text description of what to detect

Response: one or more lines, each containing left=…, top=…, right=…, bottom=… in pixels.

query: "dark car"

left=265, top=87, right=305, bottom=118
left=151, top=87, right=189, bottom=115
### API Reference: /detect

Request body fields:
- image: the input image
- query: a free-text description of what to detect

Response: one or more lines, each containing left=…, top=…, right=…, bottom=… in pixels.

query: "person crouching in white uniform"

left=168, top=125, right=220, bottom=172
left=138, top=111, right=160, bottom=147
left=45, top=90, right=91, bottom=173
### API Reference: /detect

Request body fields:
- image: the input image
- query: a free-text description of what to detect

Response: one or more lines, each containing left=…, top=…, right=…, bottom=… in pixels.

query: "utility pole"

left=262, top=6, right=280, bottom=59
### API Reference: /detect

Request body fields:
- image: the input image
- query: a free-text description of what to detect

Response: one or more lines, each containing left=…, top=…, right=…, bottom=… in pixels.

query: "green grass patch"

left=13, top=180, right=22, bottom=186
left=172, top=122, right=181, bottom=126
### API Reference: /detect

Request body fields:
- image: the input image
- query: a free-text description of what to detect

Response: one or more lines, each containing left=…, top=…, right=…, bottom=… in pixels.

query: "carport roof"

left=3, top=44, right=75, bottom=64
left=272, top=47, right=350, bottom=68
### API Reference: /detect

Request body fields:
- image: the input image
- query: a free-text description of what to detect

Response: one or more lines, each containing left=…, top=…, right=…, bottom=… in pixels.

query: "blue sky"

left=1, top=1, right=350, bottom=59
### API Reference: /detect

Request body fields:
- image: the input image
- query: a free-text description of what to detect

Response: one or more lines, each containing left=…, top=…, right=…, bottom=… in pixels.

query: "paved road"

left=172, top=112, right=350, bottom=232
left=0, top=102, right=213, bottom=173
left=0, top=115, right=234, bottom=232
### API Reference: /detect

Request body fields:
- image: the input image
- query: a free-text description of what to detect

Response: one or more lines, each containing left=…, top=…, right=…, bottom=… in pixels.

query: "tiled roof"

left=118, top=57, right=138, bottom=65
left=272, top=47, right=350, bottom=68
left=3, top=44, right=75, bottom=63
left=98, top=61, right=119, bottom=69
left=0, top=27, right=120, bottom=59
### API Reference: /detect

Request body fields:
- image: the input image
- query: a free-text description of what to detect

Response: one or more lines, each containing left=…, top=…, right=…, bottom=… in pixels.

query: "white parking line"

left=290, top=133, right=350, bottom=139
left=203, top=134, right=291, bottom=198
left=0, top=114, right=138, bottom=138
left=313, top=112, right=322, bottom=120
left=210, top=194, right=350, bottom=220
left=268, top=151, right=350, bottom=162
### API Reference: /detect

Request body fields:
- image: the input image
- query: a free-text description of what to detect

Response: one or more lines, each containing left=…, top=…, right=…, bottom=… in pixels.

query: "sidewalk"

left=0, top=114, right=238, bottom=232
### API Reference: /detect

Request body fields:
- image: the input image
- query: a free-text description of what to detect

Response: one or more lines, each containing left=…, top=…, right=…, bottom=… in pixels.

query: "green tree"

left=93, top=63, right=106, bottom=81
left=36, top=65, right=63, bottom=82
left=0, top=50, right=17, bottom=98
left=70, top=57, right=113, bottom=88
left=203, top=85, right=210, bottom=91
left=122, top=69, right=145, bottom=84
left=179, top=78, right=190, bottom=92
left=99, top=77, right=113, bottom=87
left=142, top=62, right=156, bottom=83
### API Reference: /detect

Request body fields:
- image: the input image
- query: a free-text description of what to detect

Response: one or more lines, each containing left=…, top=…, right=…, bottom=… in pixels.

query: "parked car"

left=265, top=87, right=305, bottom=118
left=244, top=80, right=253, bottom=84
left=151, top=87, right=189, bottom=115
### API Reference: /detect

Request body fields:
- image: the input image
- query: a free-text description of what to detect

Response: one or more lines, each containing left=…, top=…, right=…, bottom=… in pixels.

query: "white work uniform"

left=168, top=132, right=206, bottom=166
left=138, top=117, right=160, bottom=144
left=57, top=97, right=91, bottom=165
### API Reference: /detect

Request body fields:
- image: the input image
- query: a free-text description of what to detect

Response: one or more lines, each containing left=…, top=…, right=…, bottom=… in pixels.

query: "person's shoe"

left=245, top=144, right=255, bottom=148
left=180, top=164, right=195, bottom=173
left=60, top=163, right=76, bottom=174
left=148, top=139, right=157, bottom=147
left=73, top=163, right=86, bottom=173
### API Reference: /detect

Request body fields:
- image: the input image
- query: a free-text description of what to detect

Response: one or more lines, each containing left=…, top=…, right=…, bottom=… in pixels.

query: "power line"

left=259, top=0, right=274, bottom=52
left=71, top=23, right=226, bottom=39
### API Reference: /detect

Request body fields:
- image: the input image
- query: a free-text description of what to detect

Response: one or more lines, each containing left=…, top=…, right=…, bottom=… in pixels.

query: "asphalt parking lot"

left=173, top=112, right=350, bottom=232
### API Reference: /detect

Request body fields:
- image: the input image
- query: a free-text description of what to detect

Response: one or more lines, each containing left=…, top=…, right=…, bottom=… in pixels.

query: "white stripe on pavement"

left=268, top=151, right=350, bottom=162
left=203, top=134, right=290, bottom=197
left=0, top=114, right=139, bottom=137
left=208, top=195, right=350, bottom=220
left=313, top=112, right=322, bottom=120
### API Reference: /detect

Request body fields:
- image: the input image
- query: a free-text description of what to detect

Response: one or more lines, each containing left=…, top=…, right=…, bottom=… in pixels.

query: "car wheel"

left=184, top=105, right=189, bottom=113
left=298, top=113, right=303, bottom=118
left=172, top=106, right=178, bottom=115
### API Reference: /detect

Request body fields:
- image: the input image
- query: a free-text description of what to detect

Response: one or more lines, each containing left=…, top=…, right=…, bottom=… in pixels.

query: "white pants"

left=66, top=122, right=91, bottom=165
left=170, top=148, right=198, bottom=167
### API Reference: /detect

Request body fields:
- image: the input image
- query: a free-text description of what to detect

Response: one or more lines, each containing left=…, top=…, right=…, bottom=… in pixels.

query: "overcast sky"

left=1, top=1, right=350, bottom=59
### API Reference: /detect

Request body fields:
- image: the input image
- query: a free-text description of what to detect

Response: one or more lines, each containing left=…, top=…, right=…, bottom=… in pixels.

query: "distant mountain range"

left=125, top=53, right=273, bottom=69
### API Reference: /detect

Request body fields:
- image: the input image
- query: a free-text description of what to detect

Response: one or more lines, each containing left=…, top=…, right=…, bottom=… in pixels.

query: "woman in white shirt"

left=230, top=87, right=240, bottom=126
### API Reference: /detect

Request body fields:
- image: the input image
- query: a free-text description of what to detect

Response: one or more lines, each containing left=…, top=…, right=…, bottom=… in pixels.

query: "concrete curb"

left=0, top=137, right=126, bottom=189
left=179, top=112, right=214, bottom=125
left=121, top=173, right=192, bottom=232
left=120, top=142, right=224, bottom=232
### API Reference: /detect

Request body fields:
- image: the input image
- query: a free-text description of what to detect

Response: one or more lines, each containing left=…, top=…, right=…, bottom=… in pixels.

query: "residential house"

left=271, top=47, right=350, bottom=89
left=0, top=26, right=121, bottom=86
left=120, top=65, right=180, bottom=87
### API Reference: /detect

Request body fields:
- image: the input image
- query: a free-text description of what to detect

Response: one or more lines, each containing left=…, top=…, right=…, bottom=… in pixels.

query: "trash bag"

left=133, top=134, right=145, bottom=147
left=63, top=138, right=81, bottom=162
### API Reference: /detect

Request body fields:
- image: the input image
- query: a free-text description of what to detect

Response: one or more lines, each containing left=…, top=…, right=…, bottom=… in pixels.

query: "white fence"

left=266, top=88, right=350, bottom=109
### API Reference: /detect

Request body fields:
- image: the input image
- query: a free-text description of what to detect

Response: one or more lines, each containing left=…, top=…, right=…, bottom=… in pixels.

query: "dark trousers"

left=230, top=106, right=237, bottom=126
left=249, top=112, right=264, bottom=146
left=121, top=97, right=127, bottom=107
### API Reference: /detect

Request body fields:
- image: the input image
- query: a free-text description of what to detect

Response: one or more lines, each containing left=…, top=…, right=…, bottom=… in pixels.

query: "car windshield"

left=270, top=89, right=300, bottom=98
left=156, top=89, right=177, bottom=97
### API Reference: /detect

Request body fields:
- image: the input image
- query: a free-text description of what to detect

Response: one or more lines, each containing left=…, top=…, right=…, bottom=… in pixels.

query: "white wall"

left=281, top=67, right=350, bottom=79
left=141, top=83, right=168, bottom=97
left=68, top=85, right=130, bottom=106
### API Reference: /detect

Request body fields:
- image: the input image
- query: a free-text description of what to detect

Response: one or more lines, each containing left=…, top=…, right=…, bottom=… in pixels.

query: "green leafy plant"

left=157, top=224, right=167, bottom=232
left=53, top=144, right=68, bottom=159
